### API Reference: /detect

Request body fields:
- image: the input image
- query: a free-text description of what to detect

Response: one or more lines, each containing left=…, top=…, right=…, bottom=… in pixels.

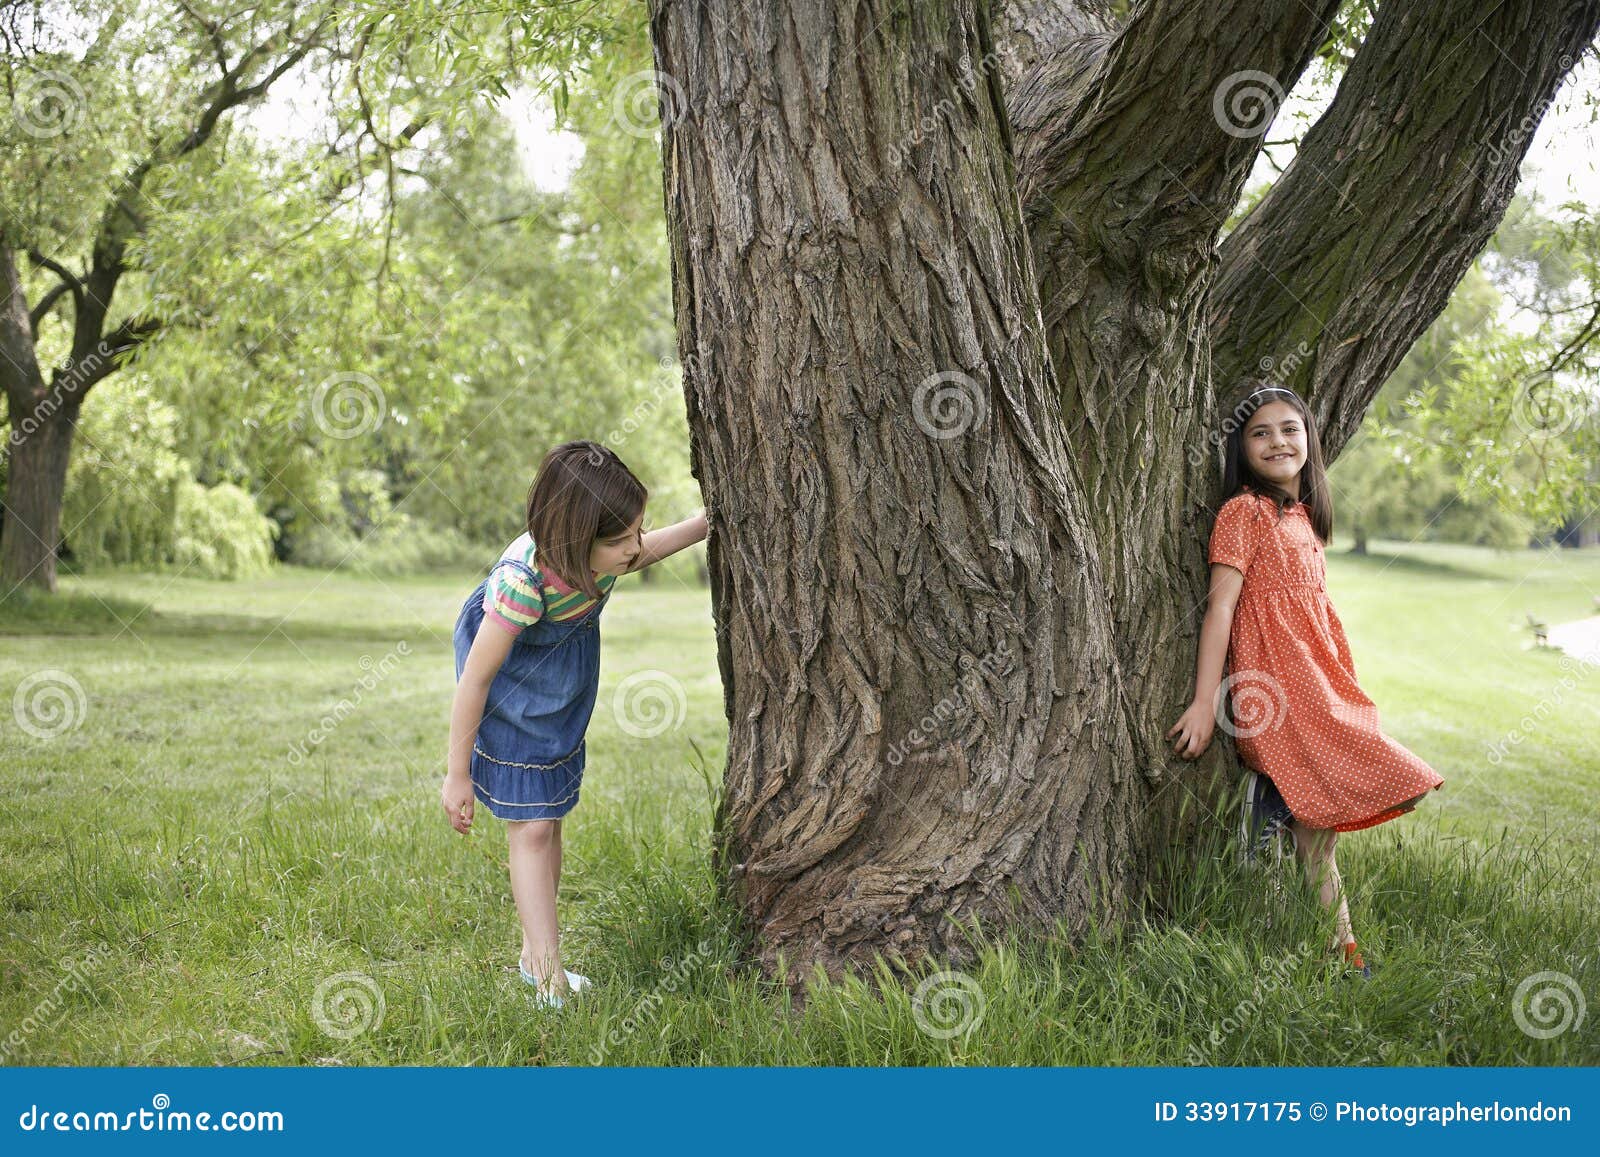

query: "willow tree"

left=646, top=0, right=1600, bottom=978
left=0, top=0, right=619, bottom=592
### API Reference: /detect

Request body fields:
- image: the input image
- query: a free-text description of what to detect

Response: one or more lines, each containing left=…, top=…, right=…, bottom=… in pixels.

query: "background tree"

left=646, top=0, right=1600, bottom=979
left=0, top=0, right=623, bottom=590
left=1, top=0, right=335, bottom=590
left=1330, top=194, right=1600, bottom=553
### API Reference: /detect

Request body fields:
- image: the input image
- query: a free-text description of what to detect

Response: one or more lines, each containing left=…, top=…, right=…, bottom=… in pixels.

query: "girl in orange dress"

left=1166, top=384, right=1444, bottom=977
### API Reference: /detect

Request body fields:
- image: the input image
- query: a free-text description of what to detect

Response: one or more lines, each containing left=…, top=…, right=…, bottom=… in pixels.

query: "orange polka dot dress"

left=1208, top=488, right=1444, bottom=832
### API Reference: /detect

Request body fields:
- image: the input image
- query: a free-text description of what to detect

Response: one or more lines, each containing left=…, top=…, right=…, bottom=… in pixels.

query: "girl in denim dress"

left=440, top=440, right=708, bottom=1008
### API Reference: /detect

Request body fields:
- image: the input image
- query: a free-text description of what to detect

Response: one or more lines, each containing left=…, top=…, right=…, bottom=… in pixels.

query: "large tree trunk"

left=649, top=0, right=1592, bottom=981
left=651, top=0, right=1142, bottom=977
left=0, top=408, right=79, bottom=594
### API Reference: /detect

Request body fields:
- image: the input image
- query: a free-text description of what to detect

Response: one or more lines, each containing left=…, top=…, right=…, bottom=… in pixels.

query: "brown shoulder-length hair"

left=525, top=440, right=648, bottom=598
left=1220, top=383, right=1333, bottom=544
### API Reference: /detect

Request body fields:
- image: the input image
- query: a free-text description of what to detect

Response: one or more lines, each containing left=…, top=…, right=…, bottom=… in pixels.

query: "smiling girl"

left=1167, top=385, right=1443, bottom=977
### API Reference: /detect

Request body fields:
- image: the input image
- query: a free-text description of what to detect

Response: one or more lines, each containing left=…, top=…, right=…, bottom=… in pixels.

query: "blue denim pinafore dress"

left=452, top=555, right=609, bottom=821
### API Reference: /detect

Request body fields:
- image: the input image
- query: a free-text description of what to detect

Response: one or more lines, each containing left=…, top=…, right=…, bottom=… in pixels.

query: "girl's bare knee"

left=509, top=819, right=557, bottom=851
left=1292, top=823, right=1335, bottom=862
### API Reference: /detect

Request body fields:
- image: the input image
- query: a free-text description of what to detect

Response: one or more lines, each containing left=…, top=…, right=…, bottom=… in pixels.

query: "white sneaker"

left=517, top=963, right=568, bottom=1009
left=563, top=968, right=592, bottom=993
left=518, top=961, right=590, bottom=998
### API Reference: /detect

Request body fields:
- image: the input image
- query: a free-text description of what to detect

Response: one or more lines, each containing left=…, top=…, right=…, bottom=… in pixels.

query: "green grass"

left=2, top=539, right=1597, bottom=1065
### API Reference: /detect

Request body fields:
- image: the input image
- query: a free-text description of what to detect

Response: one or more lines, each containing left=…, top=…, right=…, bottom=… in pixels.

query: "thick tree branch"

left=993, top=0, right=1338, bottom=787
left=0, top=242, right=47, bottom=411
left=999, top=0, right=1340, bottom=535
left=169, top=19, right=328, bottom=160
left=25, top=249, right=84, bottom=335
left=1210, top=0, right=1600, bottom=462
left=1013, top=0, right=1339, bottom=225
left=1004, top=0, right=1339, bottom=478
left=54, top=314, right=162, bottom=399
left=175, top=0, right=233, bottom=77
left=992, top=0, right=1118, bottom=94
left=1549, top=299, right=1600, bottom=373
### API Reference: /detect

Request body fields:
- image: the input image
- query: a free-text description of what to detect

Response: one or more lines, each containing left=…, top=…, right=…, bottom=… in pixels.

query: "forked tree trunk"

left=648, top=0, right=1599, bottom=981
left=1004, top=0, right=1343, bottom=842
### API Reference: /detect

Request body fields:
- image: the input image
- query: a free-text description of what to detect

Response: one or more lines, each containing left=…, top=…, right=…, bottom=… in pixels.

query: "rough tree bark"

left=1004, top=0, right=1343, bottom=836
left=646, top=0, right=1596, bottom=981
left=651, top=0, right=1142, bottom=976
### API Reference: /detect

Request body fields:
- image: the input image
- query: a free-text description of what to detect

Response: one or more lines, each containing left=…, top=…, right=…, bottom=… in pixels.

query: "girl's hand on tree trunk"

left=1166, top=699, right=1216, bottom=760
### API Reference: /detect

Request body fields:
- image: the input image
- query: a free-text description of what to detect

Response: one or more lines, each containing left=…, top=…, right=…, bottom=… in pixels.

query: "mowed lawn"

left=2, top=539, right=1597, bottom=1066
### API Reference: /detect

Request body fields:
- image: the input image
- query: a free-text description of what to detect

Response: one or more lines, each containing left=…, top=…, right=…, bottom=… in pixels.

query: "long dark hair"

left=1220, top=384, right=1333, bottom=544
left=524, top=440, right=648, bottom=598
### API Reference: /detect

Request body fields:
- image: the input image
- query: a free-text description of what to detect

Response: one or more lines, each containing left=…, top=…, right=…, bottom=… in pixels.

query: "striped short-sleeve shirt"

left=481, top=532, right=617, bottom=635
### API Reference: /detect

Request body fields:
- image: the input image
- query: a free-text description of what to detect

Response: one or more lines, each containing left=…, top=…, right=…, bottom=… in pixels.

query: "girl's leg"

left=553, top=818, right=562, bottom=893
left=1290, top=822, right=1354, bottom=950
left=507, top=819, right=568, bottom=995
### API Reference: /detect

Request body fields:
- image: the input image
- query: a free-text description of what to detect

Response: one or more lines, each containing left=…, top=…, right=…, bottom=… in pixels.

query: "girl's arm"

left=441, top=621, right=517, bottom=832
left=1166, top=562, right=1245, bottom=759
left=626, top=507, right=709, bottom=572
